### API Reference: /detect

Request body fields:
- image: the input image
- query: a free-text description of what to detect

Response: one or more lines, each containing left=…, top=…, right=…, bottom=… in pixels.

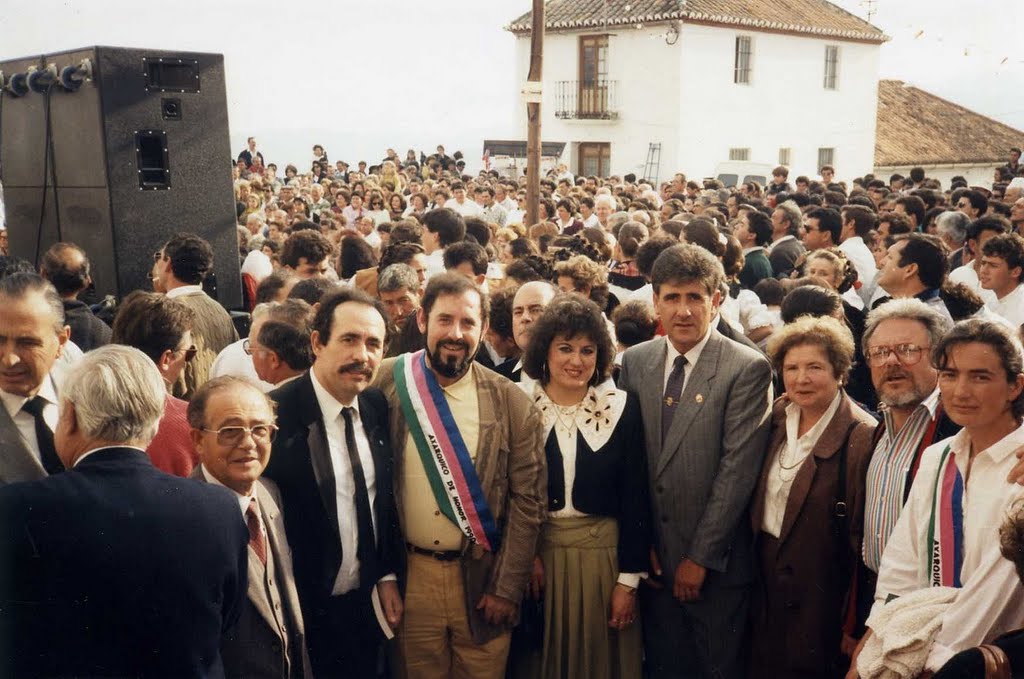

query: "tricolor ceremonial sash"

left=394, top=350, right=501, bottom=552
left=926, top=445, right=964, bottom=588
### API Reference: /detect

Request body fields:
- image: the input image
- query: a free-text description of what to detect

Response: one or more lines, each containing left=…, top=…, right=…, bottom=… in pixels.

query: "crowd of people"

left=1, top=138, right=1024, bottom=679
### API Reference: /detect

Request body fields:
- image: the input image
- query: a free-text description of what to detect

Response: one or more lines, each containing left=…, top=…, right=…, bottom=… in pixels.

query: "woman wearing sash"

left=848, top=319, right=1024, bottom=678
left=749, top=315, right=878, bottom=678
left=515, top=294, right=650, bottom=679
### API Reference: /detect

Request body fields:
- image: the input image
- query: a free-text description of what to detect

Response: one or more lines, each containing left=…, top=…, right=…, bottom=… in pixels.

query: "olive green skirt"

left=514, top=516, right=643, bottom=679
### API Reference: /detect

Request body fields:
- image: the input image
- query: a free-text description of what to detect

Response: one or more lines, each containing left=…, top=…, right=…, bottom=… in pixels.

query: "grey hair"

left=608, top=211, right=631, bottom=232
left=862, top=297, right=952, bottom=355
left=251, top=302, right=278, bottom=322
left=61, top=345, right=166, bottom=445
left=776, top=201, right=803, bottom=235
left=378, top=263, right=420, bottom=294
left=935, top=210, right=970, bottom=246
left=0, top=273, right=65, bottom=334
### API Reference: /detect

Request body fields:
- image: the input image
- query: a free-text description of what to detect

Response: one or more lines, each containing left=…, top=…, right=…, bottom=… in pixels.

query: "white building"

left=874, top=80, right=1023, bottom=189
left=506, top=0, right=886, bottom=183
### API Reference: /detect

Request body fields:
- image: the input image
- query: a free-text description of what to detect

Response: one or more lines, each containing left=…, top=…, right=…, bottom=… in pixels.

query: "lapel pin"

left=695, top=394, right=704, bottom=404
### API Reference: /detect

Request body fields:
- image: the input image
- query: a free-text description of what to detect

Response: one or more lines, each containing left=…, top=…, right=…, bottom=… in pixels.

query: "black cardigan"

left=543, top=391, right=651, bottom=574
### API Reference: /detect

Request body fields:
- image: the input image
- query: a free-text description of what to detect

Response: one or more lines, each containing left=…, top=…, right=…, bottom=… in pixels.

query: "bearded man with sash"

left=374, top=272, right=547, bottom=679
left=851, top=319, right=1024, bottom=677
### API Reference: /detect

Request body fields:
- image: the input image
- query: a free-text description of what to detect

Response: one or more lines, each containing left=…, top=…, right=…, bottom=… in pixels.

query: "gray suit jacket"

left=191, top=467, right=312, bottom=679
left=619, top=330, right=773, bottom=586
left=0, top=370, right=66, bottom=486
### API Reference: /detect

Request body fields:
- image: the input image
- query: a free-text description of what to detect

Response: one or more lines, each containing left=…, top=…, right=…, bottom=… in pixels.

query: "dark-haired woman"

left=515, top=294, right=649, bottom=679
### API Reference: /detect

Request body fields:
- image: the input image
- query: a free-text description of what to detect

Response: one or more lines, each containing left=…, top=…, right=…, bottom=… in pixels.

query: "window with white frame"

left=729, top=148, right=750, bottom=161
left=778, top=148, right=791, bottom=166
left=734, top=36, right=752, bottom=84
left=824, top=45, right=839, bottom=90
left=817, top=147, right=835, bottom=169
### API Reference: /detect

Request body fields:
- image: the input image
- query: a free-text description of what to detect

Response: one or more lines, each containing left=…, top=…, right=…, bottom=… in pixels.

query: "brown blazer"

left=749, top=392, right=877, bottom=677
left=373, top=358, right=547, bottom=644
left=191, top=468, right=312, bottom=679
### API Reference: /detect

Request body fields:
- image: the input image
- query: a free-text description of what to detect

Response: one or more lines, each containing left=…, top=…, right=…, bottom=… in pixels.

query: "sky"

left=1, top=0, right=1021, bottom=172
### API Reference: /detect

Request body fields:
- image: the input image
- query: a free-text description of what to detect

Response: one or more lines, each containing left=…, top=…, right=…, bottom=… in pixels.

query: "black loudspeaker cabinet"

left=0, top=46, right=241, bottom=307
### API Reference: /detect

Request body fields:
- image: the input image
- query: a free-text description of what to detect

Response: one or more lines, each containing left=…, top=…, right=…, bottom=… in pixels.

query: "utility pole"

left=525, top=0, right=544, bottom=227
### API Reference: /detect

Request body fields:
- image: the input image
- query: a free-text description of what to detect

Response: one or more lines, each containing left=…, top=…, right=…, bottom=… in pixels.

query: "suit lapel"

left=777, top=395, right=854, bottom=545
left=306, top=417, right=340, bottom=539
left=751, top=413, right=787, bottom=533
left=634, top=341, right=667, bottom=470
left=0, top=398, right=47, bottom=484
left=656, top=333, right=722, bottom=479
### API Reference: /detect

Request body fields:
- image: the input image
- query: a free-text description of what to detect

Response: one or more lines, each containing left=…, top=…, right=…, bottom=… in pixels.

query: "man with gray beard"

left=852, top=299, right=959, bottom=629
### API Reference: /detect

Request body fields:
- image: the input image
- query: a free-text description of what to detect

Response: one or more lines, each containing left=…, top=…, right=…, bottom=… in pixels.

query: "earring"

left=542, top=362, right=549, bottom=382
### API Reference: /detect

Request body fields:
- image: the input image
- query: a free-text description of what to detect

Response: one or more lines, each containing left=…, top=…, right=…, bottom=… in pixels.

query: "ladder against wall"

left=644, top=142, right=662, bottom=185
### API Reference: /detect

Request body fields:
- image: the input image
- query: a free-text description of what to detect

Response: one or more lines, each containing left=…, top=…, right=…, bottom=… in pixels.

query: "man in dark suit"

left=189, top=376, right=312, bottom=679
left=263, top=288, right=403, bottom=678
left=0, top=345, right=248, bottom=678
left=40, top=242, right=112, bottom=352
left=0, top=273, right=70, bottom=485
left=619, top=244, right=773, bottom=679
left=769, top=200, right=806, bottom=278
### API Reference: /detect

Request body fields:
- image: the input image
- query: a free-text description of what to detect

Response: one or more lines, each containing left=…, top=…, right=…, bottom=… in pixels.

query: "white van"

left=712, top=161, right=776, bottom=189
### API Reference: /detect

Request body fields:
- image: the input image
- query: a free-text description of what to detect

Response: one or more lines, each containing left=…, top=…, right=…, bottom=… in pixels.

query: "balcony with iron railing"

left=554, top=80, right=618, bottom=120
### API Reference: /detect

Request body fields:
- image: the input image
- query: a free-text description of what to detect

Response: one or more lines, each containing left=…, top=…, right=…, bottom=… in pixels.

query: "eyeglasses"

left=175, top=345, right=198, bottom=361
left=865, top=343, right=930, bottom=367
left=242, top=339, right=267, bottom=356
left=201, top=424, right=278, bottom=445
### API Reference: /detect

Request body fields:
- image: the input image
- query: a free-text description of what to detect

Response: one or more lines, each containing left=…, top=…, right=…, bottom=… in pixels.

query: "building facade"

left=507, top=0, right=886, bottom=183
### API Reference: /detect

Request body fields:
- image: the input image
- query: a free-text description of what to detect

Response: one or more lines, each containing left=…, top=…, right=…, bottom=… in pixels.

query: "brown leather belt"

left=406, top=543, right=462, bottom=561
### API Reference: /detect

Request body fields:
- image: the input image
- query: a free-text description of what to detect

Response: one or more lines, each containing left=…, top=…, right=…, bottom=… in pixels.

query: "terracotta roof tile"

left=507, top=0, right=886, bottom=43
left=875, top=80, right=1024, bottom=167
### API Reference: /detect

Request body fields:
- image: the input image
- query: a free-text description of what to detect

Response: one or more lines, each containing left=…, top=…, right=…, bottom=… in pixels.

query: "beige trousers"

left=393, top=551, right=511, bottom=679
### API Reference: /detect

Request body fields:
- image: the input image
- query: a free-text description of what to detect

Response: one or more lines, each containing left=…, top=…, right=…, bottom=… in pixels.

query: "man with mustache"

left=373, top=273, right=546, bottom=679
left=853, top=299, right=958, bottom=631
left=263, top=288, right=403, bottom=678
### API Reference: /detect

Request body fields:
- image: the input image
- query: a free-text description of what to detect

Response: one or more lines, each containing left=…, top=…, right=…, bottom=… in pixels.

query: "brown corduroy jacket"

left=374, top=357, right=547, bottom=644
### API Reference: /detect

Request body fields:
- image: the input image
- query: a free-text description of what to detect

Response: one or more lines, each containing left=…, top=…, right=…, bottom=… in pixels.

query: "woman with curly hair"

left=553, top=254, right=611, bottom=316
left=513, top=294, right=650, bottom=679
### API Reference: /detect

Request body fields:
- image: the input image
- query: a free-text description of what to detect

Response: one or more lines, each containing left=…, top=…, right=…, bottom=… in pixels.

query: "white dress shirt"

left=202, top=465, right=258, bottom=518
left=662, top=328, right=713, bottom=396
left=838, top=236, right=878, bottom=291
left=986, top=283, right=1024, bottom=328
left=309, top=371, right=385, bottom=595
left=761, top=392, right=842, bottom=537
left=443, top=197, right=483, bottom=218
left=210, top=339, right=275, bottom=392
left=165, top=284, right=204, bottom=299
left=0, top=375, right=59, bottom=463
left=872, top=422, right=1024, bottom=671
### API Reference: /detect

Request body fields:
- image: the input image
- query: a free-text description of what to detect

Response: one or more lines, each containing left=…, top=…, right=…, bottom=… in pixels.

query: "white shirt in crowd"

left=872, top=422, right=1024, bottom=671
left=986, top=283, right=1024, bottom=328
left=210, top=339, right=275, bottom=392
left=443, top=197, right=483, bottom=218
left=838, top=237, right=878, bottom=289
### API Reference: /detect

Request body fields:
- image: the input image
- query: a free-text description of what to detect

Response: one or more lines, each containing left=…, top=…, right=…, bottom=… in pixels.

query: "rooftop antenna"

left=860, top=0, right=878, bottom=24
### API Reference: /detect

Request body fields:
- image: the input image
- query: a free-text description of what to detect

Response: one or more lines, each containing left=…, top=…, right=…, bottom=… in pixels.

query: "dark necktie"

left=246, top=498, right=267, bottom=566
left=21, top=396, right=64, bottom=475
left=662, top=355, right=687, bottom=444
left=342, top=407, right=377, bottom=586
